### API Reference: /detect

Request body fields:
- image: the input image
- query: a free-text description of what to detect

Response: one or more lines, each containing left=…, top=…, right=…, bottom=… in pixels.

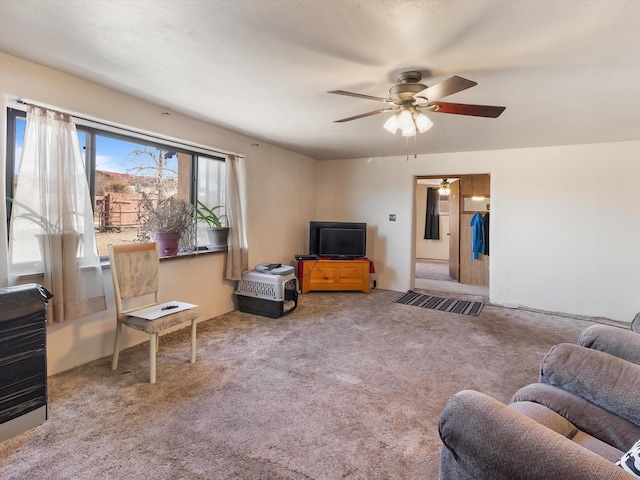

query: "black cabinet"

left=0, top=284, right=51, bottom=442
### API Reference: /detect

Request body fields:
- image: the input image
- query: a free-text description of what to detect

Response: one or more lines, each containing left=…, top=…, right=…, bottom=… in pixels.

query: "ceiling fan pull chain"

left=405, top=136, right=409, bottom=161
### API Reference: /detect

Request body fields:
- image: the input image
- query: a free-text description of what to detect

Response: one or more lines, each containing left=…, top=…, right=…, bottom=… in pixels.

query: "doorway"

left=414, top=176, right=489, bottom=297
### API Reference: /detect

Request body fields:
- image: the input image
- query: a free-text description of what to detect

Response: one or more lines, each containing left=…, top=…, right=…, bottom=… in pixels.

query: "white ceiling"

left=0, top=0, right=639, bottom=160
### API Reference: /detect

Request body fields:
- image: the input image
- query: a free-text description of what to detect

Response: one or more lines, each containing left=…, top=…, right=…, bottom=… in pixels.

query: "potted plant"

left=192, top=200, right=229, bottom=248
left=7, top=197, right=65, bottom=233
left=7, top=196, right=82, bottom=260
left=138, top=193, right=195, bottom=257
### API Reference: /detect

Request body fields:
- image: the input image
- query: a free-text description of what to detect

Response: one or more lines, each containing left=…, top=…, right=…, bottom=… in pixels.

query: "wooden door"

left=448, top=179, right=460, bottom=281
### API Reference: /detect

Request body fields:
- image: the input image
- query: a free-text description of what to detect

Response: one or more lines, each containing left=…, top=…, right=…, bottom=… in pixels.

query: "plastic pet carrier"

left=235, top=271, right=299, bottom=318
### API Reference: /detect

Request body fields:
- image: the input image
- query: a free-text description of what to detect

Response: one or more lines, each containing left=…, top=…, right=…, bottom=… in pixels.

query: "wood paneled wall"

left=459, top=174, right=490, bottom=286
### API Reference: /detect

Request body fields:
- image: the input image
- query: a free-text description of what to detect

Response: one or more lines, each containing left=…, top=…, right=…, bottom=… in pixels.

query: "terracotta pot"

left=154, top=231, right=181, bottom=257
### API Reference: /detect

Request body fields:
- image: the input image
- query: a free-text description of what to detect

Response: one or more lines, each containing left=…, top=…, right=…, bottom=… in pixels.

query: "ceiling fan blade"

left=427, top=102, right=506, bottom=118
left=328, top=90, right=388, bottom=102
left=417, top=75, right=477, bottom=100
left=333, top=109, right=391, bottom=123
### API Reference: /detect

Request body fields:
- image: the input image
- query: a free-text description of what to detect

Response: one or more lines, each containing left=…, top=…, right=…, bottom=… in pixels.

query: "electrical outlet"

left=389, top=214, right=396, bottom=221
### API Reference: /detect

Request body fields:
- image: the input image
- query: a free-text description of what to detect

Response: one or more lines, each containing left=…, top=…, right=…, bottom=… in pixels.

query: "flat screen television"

left=309, top=221, right=367, bottom=259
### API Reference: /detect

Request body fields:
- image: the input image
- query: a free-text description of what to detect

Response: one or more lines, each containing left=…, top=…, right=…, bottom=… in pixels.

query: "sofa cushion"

left=540, top=344, right=640, bottom=427
left=509, top=401, right=624, bottom=462
left=617, top=439, right=640, bottom=478
left=579, top=325, right=640, bottom=366
left=509, top=401, right=577, bottom=438
left=512, top=383, right=640, bottom=451
left=439, top=390, right=633, bottom=480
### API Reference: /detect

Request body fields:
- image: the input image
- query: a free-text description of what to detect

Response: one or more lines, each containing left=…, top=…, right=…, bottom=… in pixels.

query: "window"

left=6, top=108, right=225, bottom=256
left=195, top=155, right=226, bottom=246
left=439, top=194, right=449, bottom=215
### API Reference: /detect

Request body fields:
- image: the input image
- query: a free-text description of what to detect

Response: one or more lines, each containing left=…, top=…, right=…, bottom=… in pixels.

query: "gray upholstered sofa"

left=439, top=333, right=640, bottom=479
left=578, top=314, right=640, bottom=366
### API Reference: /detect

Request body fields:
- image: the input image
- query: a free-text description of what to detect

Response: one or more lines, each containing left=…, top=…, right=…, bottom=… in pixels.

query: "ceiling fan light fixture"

left=330, top=73, right=506, bottom=139
left=438, top=179, right=451, bottom=195
left=398, top=109, right=413, bottom=129
left=401, top=122, right=416, bottom=137
left=414, top=112, right=433, bottom=133
left=383, top=114, right=400, bottom=134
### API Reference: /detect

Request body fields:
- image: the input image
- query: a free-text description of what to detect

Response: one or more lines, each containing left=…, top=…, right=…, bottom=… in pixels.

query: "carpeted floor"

left=0, top=289, right=605, bottom=479
left=415, top=259, right=452, bottom=282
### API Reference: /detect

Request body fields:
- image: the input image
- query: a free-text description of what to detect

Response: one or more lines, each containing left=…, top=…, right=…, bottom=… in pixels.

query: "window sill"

left=100, top=246, right=227, bottom=269
left=159, top=246, right=228, bottom=262
left=14, top=247, right=228, bottom=280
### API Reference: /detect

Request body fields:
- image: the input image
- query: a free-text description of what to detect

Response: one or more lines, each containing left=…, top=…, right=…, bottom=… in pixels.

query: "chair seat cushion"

left=122, top=308, right=199, bottom=333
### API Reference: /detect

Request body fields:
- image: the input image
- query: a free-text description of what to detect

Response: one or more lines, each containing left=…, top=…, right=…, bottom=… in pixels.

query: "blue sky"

left=95, top=135, right=161, bottom=174
left=14, top=118, right=177, bottom=176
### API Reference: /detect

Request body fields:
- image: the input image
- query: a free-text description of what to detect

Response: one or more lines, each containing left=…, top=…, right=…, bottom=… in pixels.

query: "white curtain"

left=225, top=154, right=248, bottom=280
left=8, top=105, right=106, bottom=322
left=0, top=97, right=9, bottom=288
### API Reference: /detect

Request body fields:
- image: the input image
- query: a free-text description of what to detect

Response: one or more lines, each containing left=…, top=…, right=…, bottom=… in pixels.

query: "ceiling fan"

left=329, top=71, right=505, bottom=136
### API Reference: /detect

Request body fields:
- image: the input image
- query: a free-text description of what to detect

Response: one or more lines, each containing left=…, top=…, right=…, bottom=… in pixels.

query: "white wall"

left=415, top=183, right=449, bottom=260
left=0, top=53, right=317, bottom=374
left=317, top=141, right=640, bottom=323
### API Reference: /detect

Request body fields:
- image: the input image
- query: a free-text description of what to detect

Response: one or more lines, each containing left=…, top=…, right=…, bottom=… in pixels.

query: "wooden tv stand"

left=298, top=259, right=371, bottom=294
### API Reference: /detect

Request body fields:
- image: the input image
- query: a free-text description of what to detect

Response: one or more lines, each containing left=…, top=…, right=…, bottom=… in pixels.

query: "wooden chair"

left=108, top=242, right=198, bottom=383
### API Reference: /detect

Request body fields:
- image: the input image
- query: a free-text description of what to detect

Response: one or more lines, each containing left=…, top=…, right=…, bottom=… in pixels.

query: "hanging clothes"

left=424, top=187, right=440, bottom=240
left=481, top=212, right=490, bottom=256
left=471, top=212, right=484, bottom=260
